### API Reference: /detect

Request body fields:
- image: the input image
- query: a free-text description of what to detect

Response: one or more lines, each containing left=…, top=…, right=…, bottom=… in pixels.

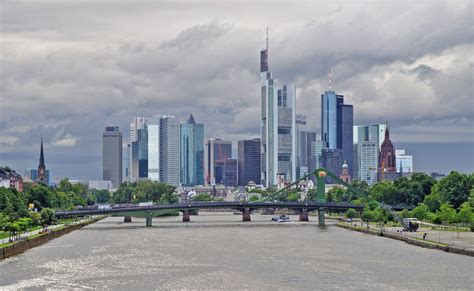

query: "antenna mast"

left=266, top=27, right=269, bottom=53
left=328, top=68, right=332, bottom=90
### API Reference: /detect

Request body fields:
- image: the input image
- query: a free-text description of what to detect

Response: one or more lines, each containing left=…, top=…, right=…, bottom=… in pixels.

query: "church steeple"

left=39, top=136, right=45, bottom=168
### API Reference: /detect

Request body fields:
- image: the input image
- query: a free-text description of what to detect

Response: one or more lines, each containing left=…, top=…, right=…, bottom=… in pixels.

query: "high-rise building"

left=321, top=91, right=353, bottom=176
left=321, top=148, right=343, bottom=183
left=180, top=114, right=204, bottom=186
left=204, top=139, right=232, bottom=185
left=215, top=158, right=238, bottom=187
left=147, top=115, right=180, bottom=186
left=131, top=127, right=148, bottom=180
left=128, top=117, right=146, bottom=181
left=396, top=149, right=413, bottom=174
left=309, top=139, right=325, bottom=172
left=238, top=138, right=261, bottom=185
left=357, top=141, right=378, bottom=185
left=260, top=33, right=296, bottom=187
left=102, top=126, right=122, bottom=188
left=353, top=124, right=387, bottom=181
left=295, top=114, right=307, bottom=178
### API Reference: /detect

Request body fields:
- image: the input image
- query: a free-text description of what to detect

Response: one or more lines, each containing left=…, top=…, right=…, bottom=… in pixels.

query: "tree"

left=369, top=182, right=397, bottom=205
left=437, top=203, right=457, bottom=224
left=40, top=208, right=56, bottom=225
left=436, top=171, right=470, bottom=209
left=423, top=192, right=441, bottom=212
left=249, top=195, right=259, bottom=202
left=287, top=192, right=300, bottom=202
left=193, top=193, right=214, bottom=201
left=399, top=208, right=411, bottom=218
left=361, top=211, right=373, bottom=228
left=457, top=202, right=473, bottom=224
left=345, top=209, right=357, bottom=224
left=410, top=173, right=436, bottom=196
left=411, top=203, right=429, bottom=220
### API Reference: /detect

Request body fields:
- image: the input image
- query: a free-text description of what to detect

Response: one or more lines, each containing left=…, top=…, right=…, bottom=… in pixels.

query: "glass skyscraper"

left=260, top=39, right=296, bottom=187
left=180, top=114, right=204, bottom=186
left=102, top=126, right=123, bottom=188
left=238, top=138, right=261, bottom=185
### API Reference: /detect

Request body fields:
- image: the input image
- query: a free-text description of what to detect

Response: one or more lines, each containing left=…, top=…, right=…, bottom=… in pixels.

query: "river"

left=1, top=213, right=472, bottom=290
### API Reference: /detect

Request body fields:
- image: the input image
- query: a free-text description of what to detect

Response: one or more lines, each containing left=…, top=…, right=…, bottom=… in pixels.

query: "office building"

left=238, top=138, right=261, bottom=185
left=296, top=114, right=307, bottom=178
left=103, top=126, right=123, bottom=188
left=396, top=149, right=413, bottom=174
left=321, top=91, right=353, bottom=176
left=353, top=124, right=387, bottom=182
left=204, top=139, right=232, bottom=185
left=215, top=158, right=238, bottom=187
left=321, top=148, right=343, bottom=183
left=128, top=117, right=147, bottom=181
left=260, top=33, right=296, bottom=187
left=180, top=114, right=204, bottom=186
left=357, top=141, right=378, bottom=185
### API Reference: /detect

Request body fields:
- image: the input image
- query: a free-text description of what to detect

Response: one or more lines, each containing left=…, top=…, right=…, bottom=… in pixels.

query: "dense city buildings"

left=102, top=126, right=123, bottom=188
left=295, top=114, right=307, bottom=178
left=180, top=114, right=204, bottom=186
left=260, top=34, right=296, bottom=187
left=321, top=91, right=354, bottom=177
left=215, top=158, right=238, bottom=187
left=353, top=124, right=387, bottom=183
left=204, top=139, right=232, bottom=185
left=237, top=138, right=261, bottom=185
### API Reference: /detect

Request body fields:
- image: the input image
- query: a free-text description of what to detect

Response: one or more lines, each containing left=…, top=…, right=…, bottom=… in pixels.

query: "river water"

left=1, top=214, right=472, bottom=290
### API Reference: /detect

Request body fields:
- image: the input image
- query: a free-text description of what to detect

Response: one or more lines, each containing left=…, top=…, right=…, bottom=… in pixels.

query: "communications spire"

left=328, top=68, right=332, bottom=90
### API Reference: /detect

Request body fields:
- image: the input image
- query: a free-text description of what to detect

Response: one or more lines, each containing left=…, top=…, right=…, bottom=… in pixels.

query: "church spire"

left=39, top=135, right=45, bottom=168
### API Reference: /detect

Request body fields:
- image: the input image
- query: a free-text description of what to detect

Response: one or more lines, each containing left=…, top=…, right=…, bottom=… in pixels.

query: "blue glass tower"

left=180, top=114, right=204, bottom=186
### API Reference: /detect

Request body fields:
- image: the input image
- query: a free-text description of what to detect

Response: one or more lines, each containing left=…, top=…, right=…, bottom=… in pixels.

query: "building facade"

left=204, top=139, right=232, bottom=185
left=215, top=158, right=238, bottom=187
left=321, top=148, right=343, bottom=183
left=128, top=117, right=147, bottom=181
left=379, top=127, right=397, bottom=181
left=396, top=149, right=413, bottom=174
left=260, top=38, right=296, bottom=187
left=237, top=138, right=261, bottom=186
left=180, top=114, right=204, bottom=186
left=357, top=141, right=378, bottom=185
left=321, top=91, right=353, bottom=177
left=102, top=126, right=123, bottom=188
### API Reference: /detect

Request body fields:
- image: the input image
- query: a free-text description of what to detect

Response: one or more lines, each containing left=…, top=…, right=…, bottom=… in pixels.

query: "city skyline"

left=1, top=1, right=473, bottom=180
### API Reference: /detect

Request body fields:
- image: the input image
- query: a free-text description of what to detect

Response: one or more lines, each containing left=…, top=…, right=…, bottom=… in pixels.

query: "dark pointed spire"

left=39, top=136, right=45, bottom=168
left=187, top=113, right=196, bottom=124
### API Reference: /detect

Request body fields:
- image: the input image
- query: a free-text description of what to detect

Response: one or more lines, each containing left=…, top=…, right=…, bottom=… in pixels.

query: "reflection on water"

left=1, top=214, right=472, bottom=290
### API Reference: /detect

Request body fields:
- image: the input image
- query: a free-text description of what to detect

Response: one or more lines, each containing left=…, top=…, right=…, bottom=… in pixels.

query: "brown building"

left=378, top=127, right=398, bottom=181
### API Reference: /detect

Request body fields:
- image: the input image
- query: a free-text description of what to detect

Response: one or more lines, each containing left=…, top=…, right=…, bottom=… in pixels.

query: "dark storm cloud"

left=1, top=0, right=473, bottom=179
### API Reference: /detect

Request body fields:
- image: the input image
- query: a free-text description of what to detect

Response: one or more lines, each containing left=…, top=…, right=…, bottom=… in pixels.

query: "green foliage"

left=410, top=173, right=436, bottom=196
left=361, top=211, right=373, bottom=225
left=305, top=188, right=317, bottom=201
left=249, top=195, right=260, bottom=202
left=457, top=202, right=473, bottom=224
left=369, top=181, right=397, bottom=204
left=113, top=180, right=177, bottom=204
left=40, top=208, right=56, bottom=225
left=287, top=192, right=300, bottom=202
left=423, top=192, right=441, bottom=212
left=345, top=208, right=357, bottom=219
left=436, top=171, right=471, bottom=209
left=193, top=193, right=214, bottom=202
left=437, top=203, right=457, bottom=224
left=399, top=208, right=411, bottom=218
left=411, top=203, right=429, bottom=220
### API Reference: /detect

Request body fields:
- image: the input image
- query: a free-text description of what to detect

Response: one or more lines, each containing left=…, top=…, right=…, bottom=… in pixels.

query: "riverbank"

left=336, top=222, right=474, bottom=257
left=0, top=216, right=105, bottom=260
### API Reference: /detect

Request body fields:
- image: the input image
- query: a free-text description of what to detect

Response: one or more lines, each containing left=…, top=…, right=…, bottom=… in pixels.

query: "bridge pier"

left=146, top=215, right=152, bottom=227
left=299, top=209, right=309, bottom=222
left=124, top=216, right=132, bottom=223
left=242, top=208, right=251, bottom=222
left=318, top=208, right=325, bottom=225
left=182, top=210, right=190, bottom=222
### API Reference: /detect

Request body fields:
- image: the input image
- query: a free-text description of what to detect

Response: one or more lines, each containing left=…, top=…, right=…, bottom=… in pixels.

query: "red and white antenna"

left=328, top=68, right=332, bottom=90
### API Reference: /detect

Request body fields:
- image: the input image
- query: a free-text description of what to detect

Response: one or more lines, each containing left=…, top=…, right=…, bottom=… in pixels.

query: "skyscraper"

left=321, top=148, right=343, bottom=183
left=260, top=32, right=296, bottom=187
left=128, top=116, right=146, bottom=181
left=103, top=126, right=122, bottom=188
left=238, top=138, right=261, bottom=185
left=180, top=114, right=204, bottom=186
left=159, top=115, right=180, bottom=186
left=295, top=114, right=307, bottom=178
left=357, top=141, right=378, bottom=185
left=353, top=124, right=387, bottom=181
left=321, top=90, right=353, bottom=176
left=204, top=139, right=232, bottom=185
left=215, top=158, right=238, bottom=187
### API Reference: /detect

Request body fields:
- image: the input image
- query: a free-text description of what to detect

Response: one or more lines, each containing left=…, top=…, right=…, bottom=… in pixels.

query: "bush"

left=431, top=215, right=442, bottom=225
left=40, top=208, right=56, bottom=225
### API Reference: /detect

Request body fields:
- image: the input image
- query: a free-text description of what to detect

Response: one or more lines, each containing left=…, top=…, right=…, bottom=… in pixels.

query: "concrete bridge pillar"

left=242, top=208, right=251, bottom=222
left=318, top=208, right=325, bottom=226
left=146, top=215, right=152, bottom=227
left=182, top=210, right=190, bottom=222
left=299, top=209, right=309, bottom=222
left=124, top=216, right=132, bottom=223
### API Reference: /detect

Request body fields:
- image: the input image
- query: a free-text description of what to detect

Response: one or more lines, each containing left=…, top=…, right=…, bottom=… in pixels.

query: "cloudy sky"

left=1, top=0, right=473, bottom=181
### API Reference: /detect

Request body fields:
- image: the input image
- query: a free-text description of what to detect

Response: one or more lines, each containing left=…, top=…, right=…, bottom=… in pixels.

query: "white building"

left=357, top=141, right=378, bottom=185
left=396, top=149, right=413, bottom=173
left=88, top=180, right=113, bottom=190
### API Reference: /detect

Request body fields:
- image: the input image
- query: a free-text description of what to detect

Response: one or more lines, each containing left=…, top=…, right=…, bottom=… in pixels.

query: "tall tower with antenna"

left=260, top=27, right=269, bottom=73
